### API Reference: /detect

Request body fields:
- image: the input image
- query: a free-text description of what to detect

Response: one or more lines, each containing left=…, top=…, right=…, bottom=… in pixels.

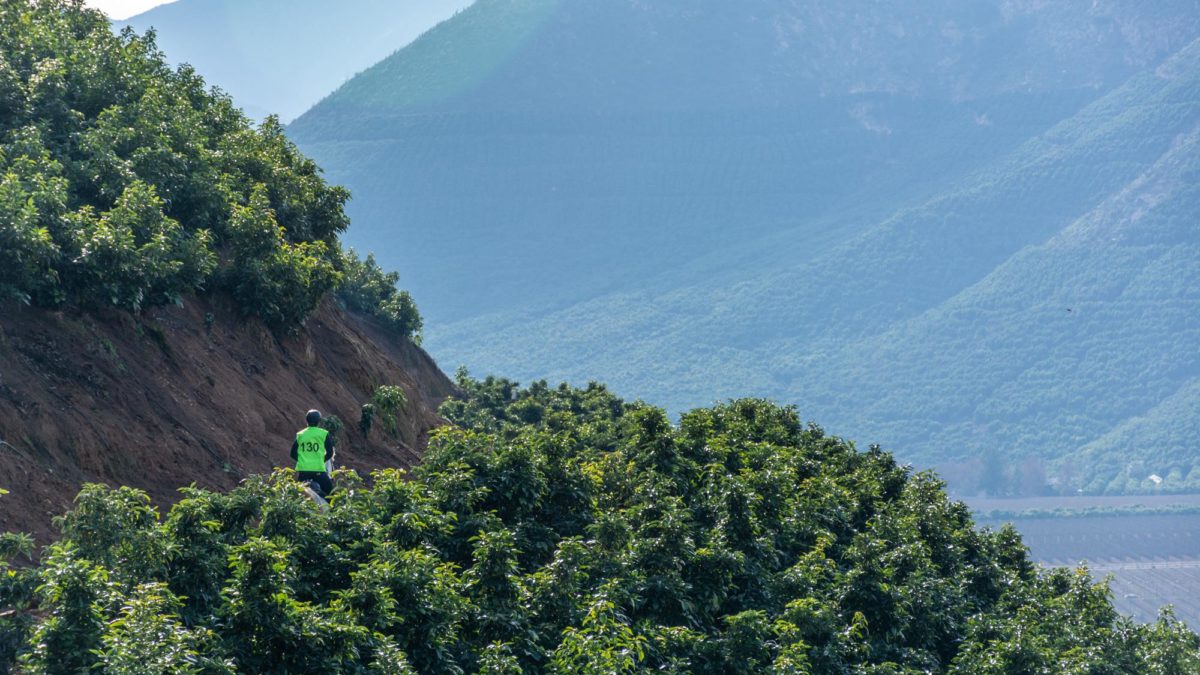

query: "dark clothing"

left=298, top=471, right=333, bottom=498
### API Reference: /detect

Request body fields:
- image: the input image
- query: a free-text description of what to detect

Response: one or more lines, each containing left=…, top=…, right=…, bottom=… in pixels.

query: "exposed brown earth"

left=0, top=295, right=456, bottom=543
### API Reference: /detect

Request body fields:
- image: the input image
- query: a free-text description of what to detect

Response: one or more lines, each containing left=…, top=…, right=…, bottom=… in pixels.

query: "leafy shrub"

left=371, top=385, right=409, bottom=437
left=337, top=249, right=423, bottom=341
left=359, top=403, right=376, bottom=437
left=222, top=185, right=340, bottom=329
left=0, top=524, right=34, bottom=668
left=320, top=413, right=345, bottom=444
left=97, top=583, right=232, bottom=675
left=3, top=381, right=1197, bottom=672
left=0, top=1, right=418, bottom=334
left=65, top=180, right=216, bottom=310
left=21, top=545, right=110, bottom=674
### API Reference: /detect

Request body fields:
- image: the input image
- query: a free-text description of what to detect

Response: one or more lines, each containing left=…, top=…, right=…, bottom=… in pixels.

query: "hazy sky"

left=84, top=0, right=178, bottom=20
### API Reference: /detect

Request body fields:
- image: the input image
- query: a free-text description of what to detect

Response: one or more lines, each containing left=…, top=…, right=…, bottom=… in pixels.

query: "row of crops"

left=977, top=513, right=1200, bottom=628
left=1106, top=565, right=1200, bottom=629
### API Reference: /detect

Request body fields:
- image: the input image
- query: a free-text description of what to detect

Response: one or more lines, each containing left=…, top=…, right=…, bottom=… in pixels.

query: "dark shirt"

left=290, top=429, right=334, bottom=466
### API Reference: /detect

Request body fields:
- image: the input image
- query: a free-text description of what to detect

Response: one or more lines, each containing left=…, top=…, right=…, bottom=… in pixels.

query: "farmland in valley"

left=974, top=503, right=1200, bottom=628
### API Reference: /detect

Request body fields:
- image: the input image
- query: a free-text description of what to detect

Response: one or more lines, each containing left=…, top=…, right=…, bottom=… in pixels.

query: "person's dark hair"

left=306, top=409, right=322, bottom=426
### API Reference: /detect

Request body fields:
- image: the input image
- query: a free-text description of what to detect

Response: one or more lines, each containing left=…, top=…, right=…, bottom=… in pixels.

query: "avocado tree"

left=4, top=380, right=1198, bottom=672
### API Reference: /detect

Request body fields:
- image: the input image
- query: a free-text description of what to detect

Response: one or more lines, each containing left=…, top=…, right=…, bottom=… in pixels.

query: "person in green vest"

left=291, top=409, right=334, bottom=497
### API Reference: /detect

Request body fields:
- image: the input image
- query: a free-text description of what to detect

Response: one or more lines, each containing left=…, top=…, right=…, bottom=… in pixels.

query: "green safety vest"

left=295, top=426, right=329, bottom=472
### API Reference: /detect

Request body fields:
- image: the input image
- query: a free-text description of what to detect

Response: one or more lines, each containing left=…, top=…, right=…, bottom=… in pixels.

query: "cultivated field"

left=1093, top=563, right=1200, bottom=627
left=975, top=508, right=1200, bottom=628
left=965, top=494, right=1200, bottom=512
left=976, top=514, right=1200, bottom=564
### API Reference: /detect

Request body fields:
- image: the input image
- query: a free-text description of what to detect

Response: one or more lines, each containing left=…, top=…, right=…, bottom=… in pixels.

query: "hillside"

left=3, top=3, right=1200, bottom=669
left=289, top=0, right=1200, bottom=494
left=0, top=296, right=454, bottom=543
left=0, top=0, right=451, bottom=540
left=290, top=0, right=1200, bottom=321
left=437, top=40, right=1200, bottom=494
left=115, top=0, right=475, bottom=121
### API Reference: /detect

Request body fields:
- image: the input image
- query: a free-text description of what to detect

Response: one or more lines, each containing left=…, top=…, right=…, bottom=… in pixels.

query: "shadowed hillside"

left=436, top=40, right=1200, bottom=494
left=291, top=0, right=1200, bottom=321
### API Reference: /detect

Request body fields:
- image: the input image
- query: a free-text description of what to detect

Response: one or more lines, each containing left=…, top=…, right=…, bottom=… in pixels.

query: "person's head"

left=305, top=409, right=322, bottom=427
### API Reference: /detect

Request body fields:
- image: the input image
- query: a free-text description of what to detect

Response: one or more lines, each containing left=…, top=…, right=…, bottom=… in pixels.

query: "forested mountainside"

left=289, top=0, right=1200, bottom=495
left=290, top=0, right=1200, bottom=320
left=4, top=379, right=1200, bottom=672
left=440, top=41, right=1200, bottom=496
left=0, top=0, right=448, bottom=539
left=115, top=0, right=474, bottom=121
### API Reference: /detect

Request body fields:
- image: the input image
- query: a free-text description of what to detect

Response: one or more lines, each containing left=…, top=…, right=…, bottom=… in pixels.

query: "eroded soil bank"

left=0, top=295, right=455, bottom=542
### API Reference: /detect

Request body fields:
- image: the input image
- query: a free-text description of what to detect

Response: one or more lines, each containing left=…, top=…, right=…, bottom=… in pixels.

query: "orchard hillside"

left=0, top=0, right=447, bottom=540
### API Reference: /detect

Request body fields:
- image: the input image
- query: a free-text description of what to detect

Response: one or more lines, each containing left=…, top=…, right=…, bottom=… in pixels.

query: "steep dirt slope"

left=0, top=295, right=456, bottom=541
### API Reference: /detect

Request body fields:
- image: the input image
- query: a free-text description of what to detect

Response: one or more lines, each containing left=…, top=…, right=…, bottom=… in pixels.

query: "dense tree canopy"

left=0, top=0, right=419, bottom=337
left=2, top=375, right=1197, bottom=672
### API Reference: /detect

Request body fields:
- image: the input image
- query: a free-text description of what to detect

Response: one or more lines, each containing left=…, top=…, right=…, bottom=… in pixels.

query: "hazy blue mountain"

left=288, top=0, right=1200, bottom=494
left=115, top=0, right=475, bottom=121
left=291, top=0, right=1199, bottom=322
left=434, top=42, right=1200, bottom=493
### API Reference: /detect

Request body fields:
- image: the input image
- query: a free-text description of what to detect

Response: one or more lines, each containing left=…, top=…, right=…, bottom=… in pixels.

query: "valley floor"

left=965, top=494, right=1200, bottom=512
left=973, top=499, right=1200, bottom=629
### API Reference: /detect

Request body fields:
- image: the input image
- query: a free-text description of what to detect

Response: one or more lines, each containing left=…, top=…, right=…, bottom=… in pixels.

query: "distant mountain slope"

left=291, top=0, right=1200, bottom=323
left=435, top=40, right=1200, bottom=494
left=115, top=0, right=475, bottom=121
left=288, top=0, right=1200, bottom=494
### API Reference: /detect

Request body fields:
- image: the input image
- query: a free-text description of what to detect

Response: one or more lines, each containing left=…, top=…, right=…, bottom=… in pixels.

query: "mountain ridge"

left=0, top=0, right=453, bottom=540
left=115, top=0, right=476, bottom=121
left=290, top=0, right=1200, bottom=323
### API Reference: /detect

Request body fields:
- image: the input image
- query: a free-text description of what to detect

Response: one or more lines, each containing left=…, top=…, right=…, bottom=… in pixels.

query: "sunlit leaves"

left=337, top=249, right=423, bottom=340
left=3, top=381, right=1199, bottom=671
left=0, top=0, right=412, bottom=333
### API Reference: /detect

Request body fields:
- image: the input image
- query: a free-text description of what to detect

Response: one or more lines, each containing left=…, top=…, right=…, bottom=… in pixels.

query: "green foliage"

left=97, top=583, right=232, bottom=675
left=321, top=413, right=345, bottom=444
left=22, top=545, right=110, bottom=674
left=0, top=0, right=419, bottom=331
left=3, top=380, right=1197, bottom=671
left=222, top=184, right=339, bottom=329
left=337, top=249, right=423, bottom=341
left=53, top=484, right=169, bottom=586
left=549, top=584, right=646, bottom=674
left=371, top=385, right=409, bottom=437
left=67, top=180, right=216, bottom=310
left=0, top=531, right=35, bottom=669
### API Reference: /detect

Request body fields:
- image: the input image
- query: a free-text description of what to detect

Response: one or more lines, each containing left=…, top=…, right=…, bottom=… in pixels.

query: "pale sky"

left=84, top=0, right=178, bottom=20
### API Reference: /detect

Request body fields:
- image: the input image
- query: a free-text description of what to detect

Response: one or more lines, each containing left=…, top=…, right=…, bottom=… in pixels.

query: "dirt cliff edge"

left=0, top=295, right=457, bottom=542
